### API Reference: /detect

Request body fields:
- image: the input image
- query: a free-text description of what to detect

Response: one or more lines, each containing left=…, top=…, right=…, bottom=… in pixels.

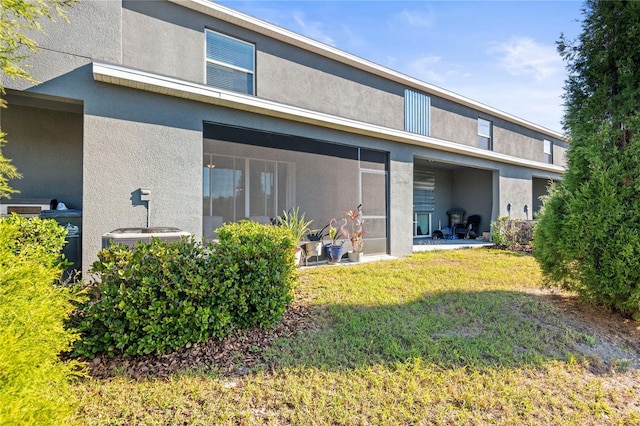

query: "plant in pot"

left=305, top=223, right=329, bottom=260
left=277, top=207, right=313, bottom=266
left=325, top=217, right=348, bottom=263
left=344, top=203, right=365, bottom=262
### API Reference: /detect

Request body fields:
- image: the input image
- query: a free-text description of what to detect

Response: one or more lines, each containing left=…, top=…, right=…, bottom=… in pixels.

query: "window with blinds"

left=205, top=30, right=255, bottom=95
left=413, top=170, right=435, bottom=212
left=405, top=89, right=430, bottom=136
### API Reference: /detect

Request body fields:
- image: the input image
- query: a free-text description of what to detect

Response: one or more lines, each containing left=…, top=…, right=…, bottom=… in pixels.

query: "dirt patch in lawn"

left=533, top=288, right=640, bottom=374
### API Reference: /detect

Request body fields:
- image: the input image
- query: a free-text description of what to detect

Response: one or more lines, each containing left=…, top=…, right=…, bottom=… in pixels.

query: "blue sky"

left=216, top=0, right=585, bottom=134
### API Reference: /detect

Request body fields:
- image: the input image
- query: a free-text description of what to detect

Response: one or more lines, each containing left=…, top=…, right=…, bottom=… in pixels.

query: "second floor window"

left=206, top=30, right=255, bottom=95
left=478, top=118, right=492, bottom=150
left=543, top=139, right=553, bottom=164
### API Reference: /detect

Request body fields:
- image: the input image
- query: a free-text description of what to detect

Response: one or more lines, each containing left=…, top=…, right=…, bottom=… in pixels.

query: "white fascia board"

left=92, top=61, right=565, bottom=174
left=168, top=0, right=567, bottom=142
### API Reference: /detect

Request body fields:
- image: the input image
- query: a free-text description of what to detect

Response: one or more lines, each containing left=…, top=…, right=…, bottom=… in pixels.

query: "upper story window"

left=543, top=139, right=553, bottom=164
left=404, top=89, right=430, bottom=136
left=205, top=29, right=255, bottom=95
left=477, top=118, right=492, bottom=150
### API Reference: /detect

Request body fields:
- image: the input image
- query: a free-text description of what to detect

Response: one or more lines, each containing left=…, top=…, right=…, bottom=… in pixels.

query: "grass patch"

left=73, top=249, right=640, bottom=425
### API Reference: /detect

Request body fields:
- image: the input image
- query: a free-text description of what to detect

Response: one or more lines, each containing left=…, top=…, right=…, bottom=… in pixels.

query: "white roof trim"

left=168, top=0, right=566, bottom=141
left=92, top=61, right=565, bottom=174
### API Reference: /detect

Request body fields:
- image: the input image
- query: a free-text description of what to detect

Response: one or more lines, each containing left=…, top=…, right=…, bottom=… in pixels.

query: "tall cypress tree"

left=534, top=0, right=640, bottom=319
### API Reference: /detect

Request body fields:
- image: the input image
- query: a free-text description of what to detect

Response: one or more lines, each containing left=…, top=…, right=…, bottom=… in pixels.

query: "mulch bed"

left=85, top=302, right=313, bottom=380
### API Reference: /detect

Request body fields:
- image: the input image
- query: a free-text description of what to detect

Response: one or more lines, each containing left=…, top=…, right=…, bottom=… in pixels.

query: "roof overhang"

left=93, top=61, right=566, bottom=175
left=168, top=0, right=567, bottom=142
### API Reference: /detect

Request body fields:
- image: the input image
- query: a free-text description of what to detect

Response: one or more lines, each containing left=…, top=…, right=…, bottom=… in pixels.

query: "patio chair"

left=457, top=214, right=481, bottom=239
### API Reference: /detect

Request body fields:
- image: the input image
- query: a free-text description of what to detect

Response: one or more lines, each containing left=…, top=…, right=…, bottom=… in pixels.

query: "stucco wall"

left=430, top=97, right=478, bottom=147
left=430, top=95, right=568, bottom=166
left=122, top=1, right=203, bottom=83
left=81, top=86, right=207, bottom=270
left=432, top=169, right=453, bottom=230
left=451, top=169, right=493, bottom=233
left=2, top=1, right=121, bottom=92
left=121, top=1, right=404, bottom=129
left=553, top=139, right=569, bottom=168
left=498, top=166, right=534, bottom=220
left=493, top=120, right=568, bottom=167
left=388, top=147, right=413, bottom=256
left=532, top=177, right=550, bottom=216
left=1, top=103, right=83, bottom=209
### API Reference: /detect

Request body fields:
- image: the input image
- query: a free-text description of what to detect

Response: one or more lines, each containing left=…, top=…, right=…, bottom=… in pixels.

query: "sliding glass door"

left=203, top=154, right=294, bottom=226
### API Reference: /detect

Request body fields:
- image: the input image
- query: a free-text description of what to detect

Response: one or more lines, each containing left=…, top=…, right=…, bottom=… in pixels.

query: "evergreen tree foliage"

left=534, top=0, right=640, bottom=318
left=0, top=216, right=85, bottom=425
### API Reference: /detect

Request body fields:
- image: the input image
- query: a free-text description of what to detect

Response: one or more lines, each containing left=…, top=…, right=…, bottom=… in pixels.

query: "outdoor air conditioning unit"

left=102, top=227, right=191, bottom=249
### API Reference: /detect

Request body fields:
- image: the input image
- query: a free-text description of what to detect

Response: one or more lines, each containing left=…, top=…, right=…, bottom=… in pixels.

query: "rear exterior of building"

left=0, top=0, right=567, bottom=272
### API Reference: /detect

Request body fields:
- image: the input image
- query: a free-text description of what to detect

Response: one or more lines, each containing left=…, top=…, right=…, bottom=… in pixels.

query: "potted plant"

left=344, top=204, right=365, bottom=262
left=305, top=223, right=329, bottom=259
left=325, top=217, right=347, bottom=263
left=277, top=207, right=312, bottom=266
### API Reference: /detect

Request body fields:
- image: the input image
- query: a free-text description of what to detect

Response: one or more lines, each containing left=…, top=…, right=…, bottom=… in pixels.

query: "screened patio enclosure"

left=203, top=123, right=389, bottom=254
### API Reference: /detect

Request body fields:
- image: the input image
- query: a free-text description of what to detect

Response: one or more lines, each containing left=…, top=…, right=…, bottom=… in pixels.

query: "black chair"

left=462, top=215, right=481, bottom=239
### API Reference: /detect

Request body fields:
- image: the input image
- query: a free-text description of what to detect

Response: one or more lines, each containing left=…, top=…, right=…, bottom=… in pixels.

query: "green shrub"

left=73, top=237, right=232, bottom=357
left=215, top=221, right=297, bottom=328
left=491, top=217, right=535, bottom=252
left=0, top=216, right=84, bottom=425
left=2, top=213, right=68, bottom=267
left=74, top=222, right=298, bottom=357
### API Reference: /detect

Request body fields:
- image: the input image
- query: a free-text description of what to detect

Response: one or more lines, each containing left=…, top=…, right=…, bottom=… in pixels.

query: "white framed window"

left=205, top=29, right=255, bottom=95
left=543, top=139, right=553, bottom=164
left=405, top=89, right=430, bottom=136
left=478, top=118, right=492, bottom=150
left=414, top=212, right=431, bottom=237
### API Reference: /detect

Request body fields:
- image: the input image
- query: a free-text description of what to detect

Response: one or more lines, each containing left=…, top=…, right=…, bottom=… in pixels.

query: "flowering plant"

left=327, top=217, right=348, bottom=246
left=344, top=204, right=364, bottom=253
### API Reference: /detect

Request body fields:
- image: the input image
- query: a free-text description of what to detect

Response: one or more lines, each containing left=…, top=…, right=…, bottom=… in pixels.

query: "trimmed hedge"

left=0, top=215, right=85, bottom=426
left=215, top=221, right=297, bottom=328
left=73, top=221, right=297, bottom=357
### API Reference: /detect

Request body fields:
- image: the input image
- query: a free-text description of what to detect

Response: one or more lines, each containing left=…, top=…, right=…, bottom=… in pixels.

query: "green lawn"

left=73, top=249, right=640, bottom=425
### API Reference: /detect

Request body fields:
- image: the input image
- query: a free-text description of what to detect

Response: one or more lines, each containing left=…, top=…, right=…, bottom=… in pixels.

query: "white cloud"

left=292, top=11, right=336, bottom=46
left=385, top=56, right=398, bottom=68
left=395, top=8, right=434, bottom=28
left=342, top=24, right=366, bottom=50
left=488, top=37, right=562, bottom=81
left=406, top=55, right=467, bottom=84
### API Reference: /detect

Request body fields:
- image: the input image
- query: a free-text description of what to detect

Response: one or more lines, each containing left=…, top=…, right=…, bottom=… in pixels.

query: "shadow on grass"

left=267, top=289, right=630, bottom=373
